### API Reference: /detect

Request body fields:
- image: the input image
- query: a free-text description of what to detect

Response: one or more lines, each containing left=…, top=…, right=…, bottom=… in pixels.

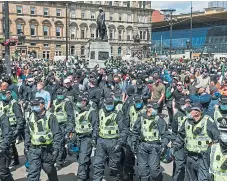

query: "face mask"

left=135, top=102, right=143, bottom=109
left=220, top=132, right=227, bottom=143
left=187, top=113, right=193, bottom=119
left=151, top=109, right=157, bottom=116
left=57, top=95, right=65, bottom=100
left=114, top=97, right=121, bottom=102
left=220, top=104, right=227, bottom=111
left=76, top=102, right=82, bottom=109
left=105, top=105, right=114, bottom=111
left=2, top=95, right=8, bottom=101
left=27, top=82, right=33, bottom=86
left=180, top=105, right=186, bottom=111
left=31, top=106, right=41, bottom=113
left=108, top=83, right=112, bottom=87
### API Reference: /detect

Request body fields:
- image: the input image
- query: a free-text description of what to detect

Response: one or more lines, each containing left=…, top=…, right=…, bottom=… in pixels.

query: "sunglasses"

left=177, top=84, right=182, bottom=86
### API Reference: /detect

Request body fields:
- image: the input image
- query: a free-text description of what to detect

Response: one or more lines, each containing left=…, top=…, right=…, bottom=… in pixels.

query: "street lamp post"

left=4, top=1, right=10, bottom=76
left=161, top=9, right=176, bottom=60
left=66, top=3, right=69, bottom=62
left=190, top=1, right=193, bottom=60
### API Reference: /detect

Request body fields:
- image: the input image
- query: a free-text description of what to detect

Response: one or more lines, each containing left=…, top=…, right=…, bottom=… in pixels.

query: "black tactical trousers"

left=137, top=142, right=163, bottom=181
left=27, top=147, right=59, bottom=181
left=123, top=136, right=135, bottom=181
left=172, top=147, right=186, bottom=181
left=0, top=150, right=14, bottom=181
left=93, top=138, right=122, bottom=181
left=56, top=124, right=67, bottom=166
left=77, top=136, right=93, bottom=180
left=186, top=152, right=210, bottom=181
left=9, top=126, right=19, bottom=166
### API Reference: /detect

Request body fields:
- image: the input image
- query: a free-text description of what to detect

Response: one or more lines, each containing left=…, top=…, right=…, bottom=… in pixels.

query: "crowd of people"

left=0, top=57, right=227, bottom=181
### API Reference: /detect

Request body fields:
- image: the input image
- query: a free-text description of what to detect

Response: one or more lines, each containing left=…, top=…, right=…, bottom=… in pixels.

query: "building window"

left=91, top=12, right=95, bottom=19
left=111, top=46, right=113, bottom=54
left=43, top=51, right=50, bottom=59
left=17, top=24, right=23, bottom=35
left=43, top=25, right=48, bottom=36
left=71, top=10, right=76, bottom=18
left=109, top=29, right=113, bottom=40
left=110, top=15, right=113, bottom=21
left=17, top=6, right=22, bottom=14
left=70, top=46, right=75, bottom=55
left=56, top=9, right=61, bottom=17
left=81, top=11, right=85, bottom=19
left=81, top=46, right=85, bottom=55
left=127, top=1, right=130, bottom=7
left=30, top=7, right=36, bottom=15
left=55, top=51, right=62, bottom=56
left=56, top=44, right=61, bottom=48
left=127, top=33, right=131, bottom=41
left=81, top=29, right=85, bottom=39
left=91, top=33, right=95, bottom=39
left=139, top=1, right=142, bottom=8
left=56, top=26, right=61, bottom=37
left=143, top=31, right=147, bottom=40
left=30, top=42, right=36, bottom=46
left=71, top=34, right=75, bottom=39
left=44, top=8, right=49, bottom=16
left=44, top=43, right=49, bottom=47
left=118, top=47, right=121, bottom=56
left=30, top=24, right=36, bottom=36
left=118, top=30, right=122, bottom=40
left=123, top=2, right=127, bottom=7
left=143, top=1, right=146, bottom=8
left=127, top=14, right=132, bottom=22
left=119, top=14, right=122, bottom=21
left=140, top=31, right=143, bottom=39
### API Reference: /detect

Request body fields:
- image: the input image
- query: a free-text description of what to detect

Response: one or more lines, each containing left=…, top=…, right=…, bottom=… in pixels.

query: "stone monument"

left=88, top=7, right=111, bottom=68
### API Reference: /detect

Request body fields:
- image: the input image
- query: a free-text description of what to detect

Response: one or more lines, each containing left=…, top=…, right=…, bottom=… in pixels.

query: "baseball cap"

left=191, top=103, right=203, bottom=112
left=147, top=102, right=159, bottom=109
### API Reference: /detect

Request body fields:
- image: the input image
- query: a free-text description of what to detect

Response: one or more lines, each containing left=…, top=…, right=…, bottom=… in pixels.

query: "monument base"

left=88, top=40, right=111, bottom=69
left=184, top=50, right=191, bottom=59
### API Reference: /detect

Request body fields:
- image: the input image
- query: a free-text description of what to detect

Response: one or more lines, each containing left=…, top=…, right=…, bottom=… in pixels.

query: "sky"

left=151, top=1, right=208, bottom=14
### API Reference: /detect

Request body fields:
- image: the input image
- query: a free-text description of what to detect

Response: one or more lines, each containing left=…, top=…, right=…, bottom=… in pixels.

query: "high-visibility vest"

left=129, top=105, right=145, bottom=131
left=0, top=100, right=17, bottom=126
left=28, top=112, right=53, bottom=146
left=177, top=116, right=187, bottom=131
left=141, top=115, right=160, bottom=142
left=53, top=100, right=67, bottom=124
left=210, top=143, right=227, bottom=181
left=74, top=109, right=93, bottom=134
left=185, top=115, right=212, bottom=153
left=98, top=109, right=118, bottom=139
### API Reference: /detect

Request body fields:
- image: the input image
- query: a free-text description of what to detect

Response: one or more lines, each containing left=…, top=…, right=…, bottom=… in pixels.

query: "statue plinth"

left=88, top=39, right=111, bottom=68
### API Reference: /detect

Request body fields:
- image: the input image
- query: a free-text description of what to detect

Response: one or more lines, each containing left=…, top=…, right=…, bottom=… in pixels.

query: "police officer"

left=132, top=102, right=171, bottom=181
left=0, top=89, right=24, bottom=168
left=214, top=95, right=227, bottom=126
left=113, top=90, right=124, bottom=113
left=0, top=108, right=14, bottom=181
left=93, top=96, right=127, bottom=181
left=123, top=94, right=146, bottom=181
left=50, top=88, right=74, bottom=170
left=68, top=94, right=98, bottom=181
left=171, top=98, right=191, bottom=181
left=172, top=103, right=220, bottom=181
left=209, top=124, right=227, bottom=181
left=24, top=97, right=62, bottom=181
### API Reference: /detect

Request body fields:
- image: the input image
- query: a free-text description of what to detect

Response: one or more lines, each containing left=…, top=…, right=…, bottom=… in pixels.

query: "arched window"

left=118, top=47, right=121, bottom=56
left=81, top=46, right=85, bottom=55
left=70, top=46, right=75, bottom=55
left=17, top=24, right=23, bottom=35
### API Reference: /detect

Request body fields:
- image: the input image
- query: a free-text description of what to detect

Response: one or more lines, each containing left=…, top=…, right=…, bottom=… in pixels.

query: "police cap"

left=31, top=97, right=45, bottom=106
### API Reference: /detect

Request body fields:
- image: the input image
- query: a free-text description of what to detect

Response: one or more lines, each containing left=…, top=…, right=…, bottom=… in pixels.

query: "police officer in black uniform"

left=0, top=109, right=14, bottom=181
left=24, top=97, right=62, bottom=181
left=0, top=89, right=24, bottom=168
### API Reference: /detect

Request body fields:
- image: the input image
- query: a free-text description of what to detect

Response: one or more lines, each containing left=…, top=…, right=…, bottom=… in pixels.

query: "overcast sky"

left=151, top=1, right=208, bottom=14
